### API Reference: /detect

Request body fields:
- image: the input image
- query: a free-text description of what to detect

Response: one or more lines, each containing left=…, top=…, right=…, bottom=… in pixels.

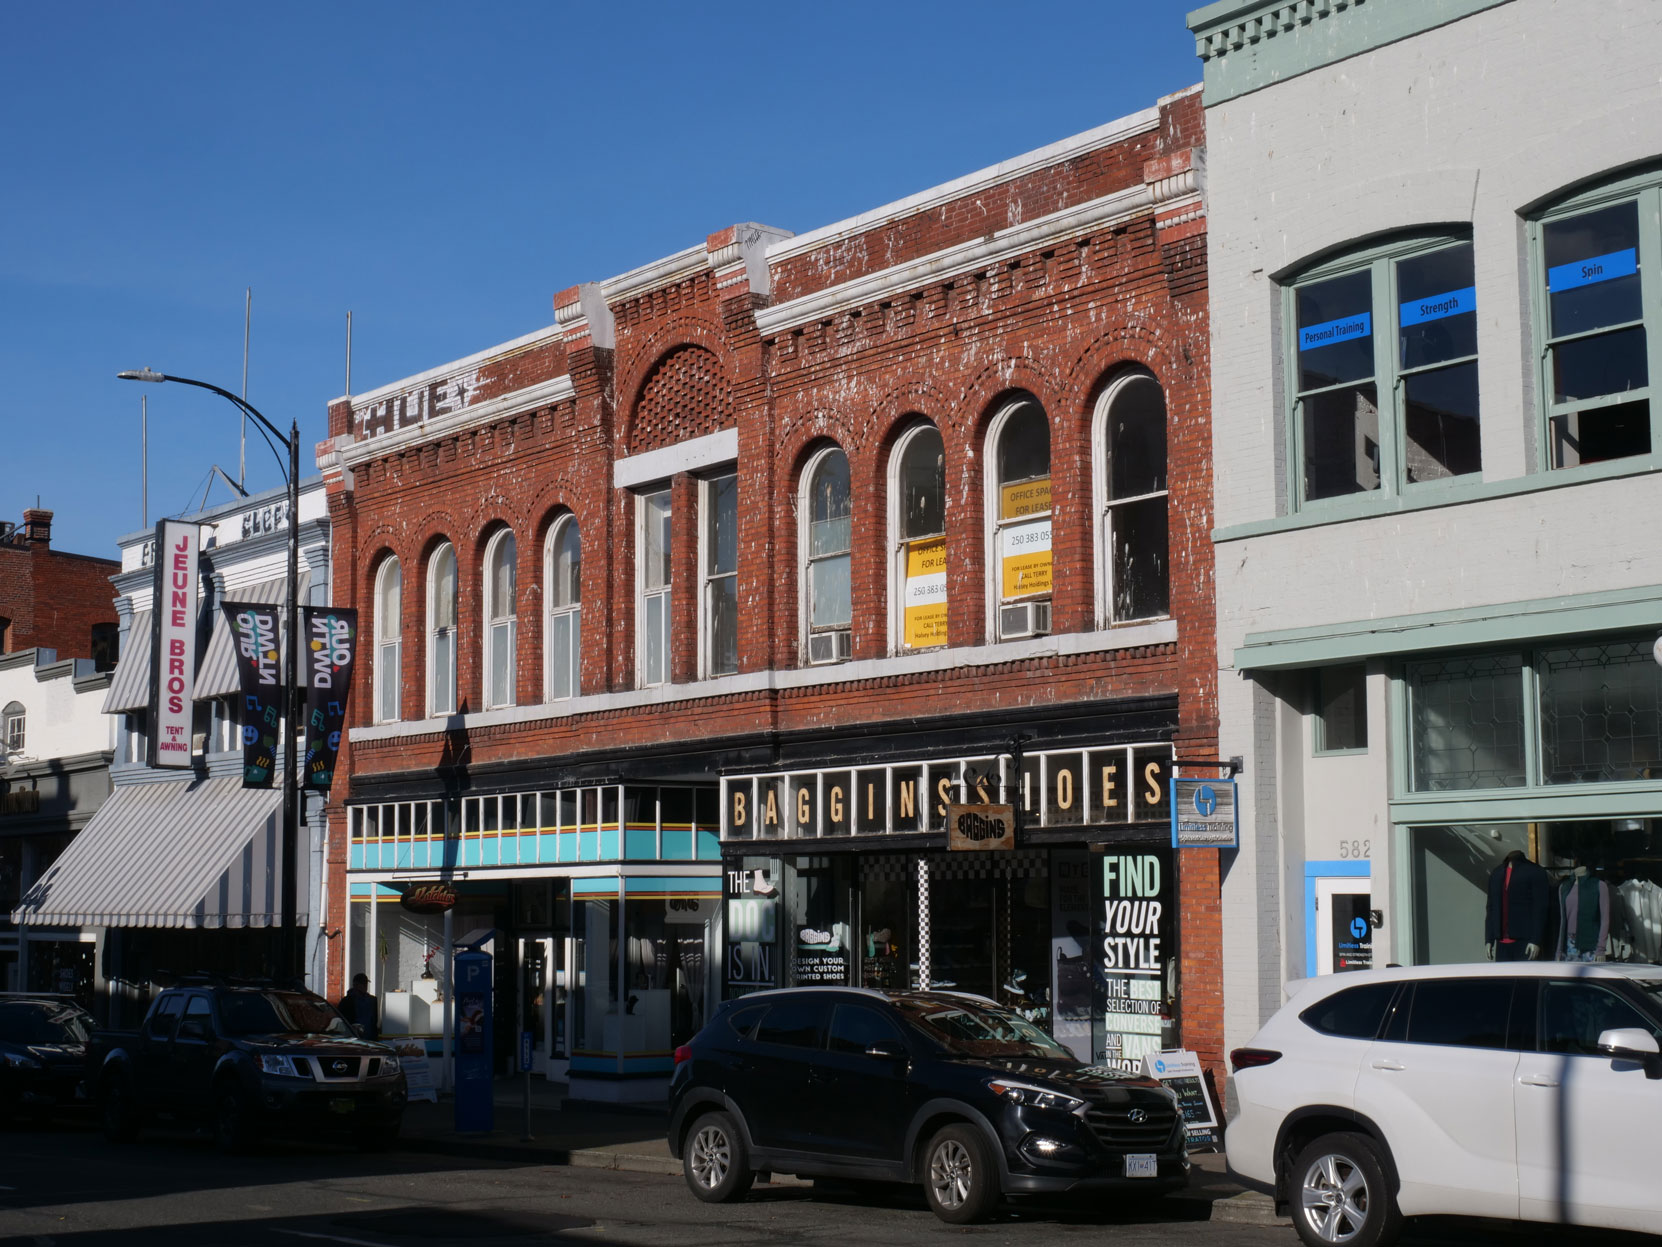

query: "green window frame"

left=1530, top=168, right=1662, bottom=472
left=1398, top=631, right=1662, bottom=797
left=1285, top=233, right=1481, bottom=511
left=1313, top=663, right=1368, bottom=756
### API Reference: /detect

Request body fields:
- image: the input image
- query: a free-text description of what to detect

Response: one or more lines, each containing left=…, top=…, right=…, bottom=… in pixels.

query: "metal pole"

left=345, top=311, right=353, bottom=396
left=240, top=288, right=251, bottom=489
left=140, top=396, right=147, bottom=528
left=282, top=420, right=301, bottom=979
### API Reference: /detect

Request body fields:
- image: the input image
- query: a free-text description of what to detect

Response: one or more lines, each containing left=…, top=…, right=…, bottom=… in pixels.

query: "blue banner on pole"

left=520, top=1030, right=533, bottom=1073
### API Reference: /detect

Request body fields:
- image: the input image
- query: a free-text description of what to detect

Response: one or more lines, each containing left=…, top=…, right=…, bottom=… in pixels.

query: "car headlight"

left=987, top=1079, right=1086, bottom=1113
left=258, top=1054, right=308, bottom=1078
left=380, top=1054, right=401, bottom=1075
left=1, top=1051, right=42, bottom=1070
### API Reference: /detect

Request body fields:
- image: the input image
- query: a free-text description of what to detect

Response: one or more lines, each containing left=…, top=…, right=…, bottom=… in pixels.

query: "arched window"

left=890, top=422, right=946, bottom=652
left=802, top=447, right=852, bottom=665
left=373, top=557, right=401, bottom=723
left=986, top=397, right=1052, bottom=640
left=1095, top=373, right=1170, bottom=623
left=544, top=517, right=581, bottom=700
left=427, top=543, right=457, bottom=717
left=483, top=530, right=517, bottom=709
left=2, top=701, right=23, bottom=755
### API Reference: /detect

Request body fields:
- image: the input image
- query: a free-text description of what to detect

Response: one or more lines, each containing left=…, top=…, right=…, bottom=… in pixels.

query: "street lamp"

left=118, top=367, right=305, bottom=981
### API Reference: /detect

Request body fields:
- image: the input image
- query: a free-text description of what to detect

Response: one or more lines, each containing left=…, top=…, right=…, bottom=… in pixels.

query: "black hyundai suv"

left=667, top=987, right=1188, bottom=1223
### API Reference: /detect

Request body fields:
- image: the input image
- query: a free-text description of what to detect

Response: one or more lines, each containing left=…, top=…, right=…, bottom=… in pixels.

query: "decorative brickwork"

left=629, top=345, right=735, bottom=455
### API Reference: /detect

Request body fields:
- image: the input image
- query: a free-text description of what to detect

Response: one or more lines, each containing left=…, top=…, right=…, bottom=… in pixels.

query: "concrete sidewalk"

left=396, top=1078, right=1283, bottom=1225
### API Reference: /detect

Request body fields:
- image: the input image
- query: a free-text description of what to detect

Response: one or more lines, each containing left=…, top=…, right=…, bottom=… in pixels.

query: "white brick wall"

left=1207, top=0, right=1662, bottom=1049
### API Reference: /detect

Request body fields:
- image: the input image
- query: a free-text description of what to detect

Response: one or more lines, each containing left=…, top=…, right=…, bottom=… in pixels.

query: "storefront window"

left=378, top=903, right=450, bottom=1039
left=1408, top=653, right=1527, bottom=790
left=783, top=857, right=852, bottom=987
left=1539, top=637, right=1662, bottom=784
left=858, top=857, right=917, bottom=991
left=1410, top=818, right=1662, bottom=965
left=573, top=898, right=617, bottom=1054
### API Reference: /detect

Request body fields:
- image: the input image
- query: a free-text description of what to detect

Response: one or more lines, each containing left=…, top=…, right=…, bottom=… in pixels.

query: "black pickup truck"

left=91, top=980, right=406, bottom=1151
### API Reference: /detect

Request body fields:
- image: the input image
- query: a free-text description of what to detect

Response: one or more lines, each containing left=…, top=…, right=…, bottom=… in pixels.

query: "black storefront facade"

left=716, top=695, right=1191, bottom=1074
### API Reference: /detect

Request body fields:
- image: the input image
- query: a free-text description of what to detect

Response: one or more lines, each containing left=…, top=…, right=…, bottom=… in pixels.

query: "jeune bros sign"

left=149, top=520, right=200, bottom=769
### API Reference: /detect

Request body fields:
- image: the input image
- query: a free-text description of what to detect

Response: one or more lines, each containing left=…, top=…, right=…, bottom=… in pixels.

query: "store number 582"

left=1338, top=839, right=1371, bottom=859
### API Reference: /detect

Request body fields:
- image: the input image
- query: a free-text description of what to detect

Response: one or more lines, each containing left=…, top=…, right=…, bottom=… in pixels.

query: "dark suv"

left=667, top=987, right=1188, bottom=1223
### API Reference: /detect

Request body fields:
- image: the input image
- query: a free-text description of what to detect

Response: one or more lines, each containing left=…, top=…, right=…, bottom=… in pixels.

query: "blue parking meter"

left=453, top=943, right=494, bottom=1133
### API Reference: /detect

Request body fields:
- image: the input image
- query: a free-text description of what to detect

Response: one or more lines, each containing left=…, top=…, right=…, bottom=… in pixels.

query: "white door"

left=1514, top=977, right=1662, bottom=1233
left=1354, top=977, right=1520, bottom=1219
left=1314, top=877, right=1373, bottom=975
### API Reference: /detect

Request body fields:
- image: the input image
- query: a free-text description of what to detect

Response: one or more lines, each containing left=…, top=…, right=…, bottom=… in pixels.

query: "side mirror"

left=864, top=1039, right=908, bottom=1061
left=1596, top=1027, right=1661, bottom=1060
left=177, top=1019, right=208, bottom=1041
left=351, top=1022, right=367, bottom=1039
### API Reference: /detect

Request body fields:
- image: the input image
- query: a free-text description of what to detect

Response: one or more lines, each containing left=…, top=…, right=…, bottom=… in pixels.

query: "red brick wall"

left=320, top=89, right=1221, bottom=1070
left=0, top=535, right=119, bottom=661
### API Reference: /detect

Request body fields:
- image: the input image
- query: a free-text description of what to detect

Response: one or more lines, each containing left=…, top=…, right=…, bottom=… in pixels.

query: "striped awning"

left=197, top=574, right=311, bottom=699
left=10, top=776, right=308, bottom=929
left=100, top=574, right=313, bottom=712
left=103, top=612, right=152, bottom=713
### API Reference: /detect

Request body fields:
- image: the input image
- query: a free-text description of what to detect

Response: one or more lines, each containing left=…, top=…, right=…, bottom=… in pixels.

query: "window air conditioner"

left=999, top=600, right=1052, bottom=640
left=808, top=629, right=853, bottom=665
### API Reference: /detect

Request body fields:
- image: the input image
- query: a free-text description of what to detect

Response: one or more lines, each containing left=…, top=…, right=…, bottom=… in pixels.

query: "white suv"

left=1226, top=962, right=1662, bottom=1246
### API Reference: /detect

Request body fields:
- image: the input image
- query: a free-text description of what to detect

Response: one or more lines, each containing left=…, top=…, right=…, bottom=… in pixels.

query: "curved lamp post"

left=118, top=368, right=304, bottom=981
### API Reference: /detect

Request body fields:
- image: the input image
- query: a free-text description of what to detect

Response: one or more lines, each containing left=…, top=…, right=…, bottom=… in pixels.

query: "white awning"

left=11, top=777, right=308, bottom=930
left=103, top=612, right=152, bottom=713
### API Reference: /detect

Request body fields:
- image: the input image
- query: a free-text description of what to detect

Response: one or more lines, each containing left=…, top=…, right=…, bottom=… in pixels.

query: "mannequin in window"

left=1486, top=850, right=1550, bottom=961
left=1556, top=862, right=1612, bottom=962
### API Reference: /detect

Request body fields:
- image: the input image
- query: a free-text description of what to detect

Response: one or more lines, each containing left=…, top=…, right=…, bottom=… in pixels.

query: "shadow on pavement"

left=0, top=1205, right=646, bottom=1247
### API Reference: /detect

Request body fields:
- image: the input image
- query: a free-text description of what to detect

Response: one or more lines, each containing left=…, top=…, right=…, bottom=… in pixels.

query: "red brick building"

left=0, top=510, right=120, bottom=667
left=319, top=87, right=1218, bottom=1100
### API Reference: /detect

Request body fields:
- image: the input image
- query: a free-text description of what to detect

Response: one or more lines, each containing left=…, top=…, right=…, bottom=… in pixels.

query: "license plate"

left=1123, top=1153, right=1158, bottom=1179
left=329, top=1098, right=356, bottom=1115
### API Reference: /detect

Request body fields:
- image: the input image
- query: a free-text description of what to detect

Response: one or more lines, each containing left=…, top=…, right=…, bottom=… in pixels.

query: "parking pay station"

left=453, top=929, right=495, bottom=1133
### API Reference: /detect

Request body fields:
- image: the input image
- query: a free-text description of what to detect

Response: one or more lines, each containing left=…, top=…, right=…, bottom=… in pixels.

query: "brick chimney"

left=21, top=509, right=52, bottom=546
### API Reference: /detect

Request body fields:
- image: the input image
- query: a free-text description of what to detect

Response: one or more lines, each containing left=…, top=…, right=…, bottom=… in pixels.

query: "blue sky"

left=2, top=2, right=1202, bottom=558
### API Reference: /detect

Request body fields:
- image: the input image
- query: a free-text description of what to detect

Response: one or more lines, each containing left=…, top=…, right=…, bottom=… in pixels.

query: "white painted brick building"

left=1189, top=0, right=1662, bottom=1047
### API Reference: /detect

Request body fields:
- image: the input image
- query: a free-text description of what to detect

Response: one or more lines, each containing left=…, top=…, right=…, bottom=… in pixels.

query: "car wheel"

left=1290, top=1132, right=1402, bottom=1247
left=101, top=1079, right=140, bottom=1144
left=213, top=1086, right=255, bottom=1155
left=682, top=1110, right=754, bottom=1203
left=923, top=1124, right=999, bottom=1224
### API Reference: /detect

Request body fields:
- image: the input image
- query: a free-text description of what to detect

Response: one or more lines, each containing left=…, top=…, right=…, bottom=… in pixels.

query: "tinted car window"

left=1542, top=980, right=1662, bottom=1055
left=828, top=1004, right=902, bottom=1055
left=726, top=1003, right=766, bottom=1039
left=147, top=994, right=184, bottom=1039
left=1402, top=979, right=1514, bottom=1049
left=753, top=998, right=829, bottom=1049
left=0, top=1002, right=90, bottom=1044
left=1301, top=983, right=1397, bottom=1039
left=178, top=995, right=213, bottom=1038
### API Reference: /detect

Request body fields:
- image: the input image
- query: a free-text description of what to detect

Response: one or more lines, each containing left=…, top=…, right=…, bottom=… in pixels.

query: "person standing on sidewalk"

left=339, top=973, right=380, bottom=1040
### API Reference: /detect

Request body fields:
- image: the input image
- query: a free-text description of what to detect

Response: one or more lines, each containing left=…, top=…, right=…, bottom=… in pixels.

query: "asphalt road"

left=0, top=1124, right=1653, bottom=1247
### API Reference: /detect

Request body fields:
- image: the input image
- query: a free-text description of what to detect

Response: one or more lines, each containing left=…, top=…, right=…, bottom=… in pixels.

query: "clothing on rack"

left=1557, top=874, right=1611, bottom=961
left=1619, top=877, right=1662, bottom=964
left=1485, top=855, right=1551, bottom=952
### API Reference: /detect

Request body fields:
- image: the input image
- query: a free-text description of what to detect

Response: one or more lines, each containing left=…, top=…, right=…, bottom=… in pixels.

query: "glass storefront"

left=1411, top=817, right=1662, bottom=965
left=1402, top=632, right=1662, bottom=967
left=725, top=845, right=1178, bottom=1074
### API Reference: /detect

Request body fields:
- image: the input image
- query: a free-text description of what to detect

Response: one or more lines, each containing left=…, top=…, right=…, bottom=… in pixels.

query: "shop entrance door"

left=517, top=935, right=559, bottom=1077
left=1313, top=874, right=1373, bottom=975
